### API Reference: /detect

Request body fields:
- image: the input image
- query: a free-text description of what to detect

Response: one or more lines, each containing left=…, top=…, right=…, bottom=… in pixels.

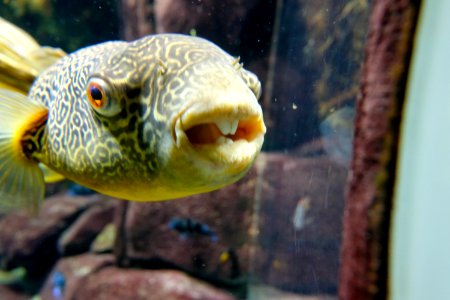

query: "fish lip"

left=175, top=103, right=265, bottom=142
left=179, top=99, right=264, bottom=130
left=173, top=101, right=266, bottom=163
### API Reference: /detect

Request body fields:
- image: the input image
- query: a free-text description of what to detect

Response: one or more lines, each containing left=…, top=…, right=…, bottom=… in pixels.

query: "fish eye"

left=86, top=78, right=121, bottom=116
left=87, top=81, right=106, bottom=108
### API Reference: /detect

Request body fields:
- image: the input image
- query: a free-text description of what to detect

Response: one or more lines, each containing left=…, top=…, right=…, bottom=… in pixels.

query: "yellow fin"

left=39, top=163, right=65, bottom=183
left=0, top=88, right=47, bottom=213
left=0, top=17, right=66, bottom=94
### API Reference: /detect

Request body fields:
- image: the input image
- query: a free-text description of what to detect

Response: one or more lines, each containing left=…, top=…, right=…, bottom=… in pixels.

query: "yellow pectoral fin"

left=39, top=163, right=65, bottom=183
left=0, top=88, right=47, bottom=214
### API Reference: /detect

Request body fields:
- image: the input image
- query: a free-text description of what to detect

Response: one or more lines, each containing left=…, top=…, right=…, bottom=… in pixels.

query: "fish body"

left=0, top=267, right=26, bottom=285
left=51, top=271, right=65, bottom=299
left=168, top=217, right=217, bottom=241
left=292, top=197, right=312, bottom=231
left=0, top=18, right=266, bottom=212
left=66, top=183, right=96, bottom=196
left=218, top=248, right=241, bottom=278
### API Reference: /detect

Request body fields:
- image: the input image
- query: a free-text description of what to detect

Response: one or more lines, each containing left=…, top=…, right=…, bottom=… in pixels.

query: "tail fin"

left=0, top=17, right=66, bottom=95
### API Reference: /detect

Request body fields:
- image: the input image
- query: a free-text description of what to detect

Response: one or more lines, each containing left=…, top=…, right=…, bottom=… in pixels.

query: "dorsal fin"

left=0, top=17, right=66, bottom=95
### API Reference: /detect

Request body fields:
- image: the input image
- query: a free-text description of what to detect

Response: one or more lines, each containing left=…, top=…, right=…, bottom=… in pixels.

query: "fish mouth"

left=182, top=118, right=263, bottom=144
left=174, top=102, right=266, bottom=164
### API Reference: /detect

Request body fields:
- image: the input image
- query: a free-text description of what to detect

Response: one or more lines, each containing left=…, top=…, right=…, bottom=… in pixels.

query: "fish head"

left=150, top=37, right=266, bottom=197
left=40, top=35, right=265, bottom=201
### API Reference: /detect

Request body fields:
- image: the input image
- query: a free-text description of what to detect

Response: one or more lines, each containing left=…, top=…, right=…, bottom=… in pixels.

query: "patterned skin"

left=19, top=34, right=265, bottom=202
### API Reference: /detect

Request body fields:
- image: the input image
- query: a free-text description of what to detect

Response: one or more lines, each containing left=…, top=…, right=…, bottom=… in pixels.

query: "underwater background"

left=0, top=0, right=370, bottom=299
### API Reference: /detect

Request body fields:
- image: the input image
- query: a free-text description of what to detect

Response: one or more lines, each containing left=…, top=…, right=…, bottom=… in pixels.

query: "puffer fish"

left=0, top=18, right=266, bottom=213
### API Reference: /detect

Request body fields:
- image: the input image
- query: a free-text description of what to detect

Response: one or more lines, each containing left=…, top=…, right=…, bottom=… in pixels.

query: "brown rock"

left=0, top=193, right=107, bottom=278
left=114, top=153, right=347, bottom=293
left=249, top=284, right=337, bottom=300
left=76, top=268, right=236, bottom=300
left=40, top=254, right=235, bottom=300
left=0, top=286, right=28, bottom=300
left=114, top=177, right=254, bottom=280
left=39, top=254, right=115, bottom=300
left=58, top=200, right=118, bottom=256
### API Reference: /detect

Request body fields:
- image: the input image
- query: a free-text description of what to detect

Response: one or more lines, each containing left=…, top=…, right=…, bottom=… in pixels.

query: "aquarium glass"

left=0, top=0, right=371, bottom=299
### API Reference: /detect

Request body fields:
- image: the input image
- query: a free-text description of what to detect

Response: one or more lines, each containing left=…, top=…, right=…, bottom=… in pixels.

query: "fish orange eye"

left=87, top=82, right=106, bottom=108
left=86, top=77, right=122, bottom=116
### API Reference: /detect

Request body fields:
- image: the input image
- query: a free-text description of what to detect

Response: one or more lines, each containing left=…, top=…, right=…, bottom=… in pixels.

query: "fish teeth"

left=216, top=136, right=233, bottom=144
left=216, top=120, right=232, bottom=135
left=216, top=119, right=239, bottom=135
left=230, top=120, right=239, bottom=135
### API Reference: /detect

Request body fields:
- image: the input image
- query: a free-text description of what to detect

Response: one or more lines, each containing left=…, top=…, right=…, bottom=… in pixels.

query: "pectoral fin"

left=39, top=163, right=65, bottom=183
left=0, top=88, right=48, bottom=213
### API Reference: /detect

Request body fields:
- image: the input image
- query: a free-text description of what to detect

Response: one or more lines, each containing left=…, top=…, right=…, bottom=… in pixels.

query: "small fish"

left=168, top=217, right=218, bottom=241
left=0, top=267, right=26, bottom=285
left=51, top=271, right=65, bottom=299
left=218, top=247, right=241, bottom=278
left=292, top=197, right=312, bottom=231
left=91, top=223, right=116, bottom=253
left=66, top=182, right=96, bottom=196
left=0, top=18, right=266, bottom=213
